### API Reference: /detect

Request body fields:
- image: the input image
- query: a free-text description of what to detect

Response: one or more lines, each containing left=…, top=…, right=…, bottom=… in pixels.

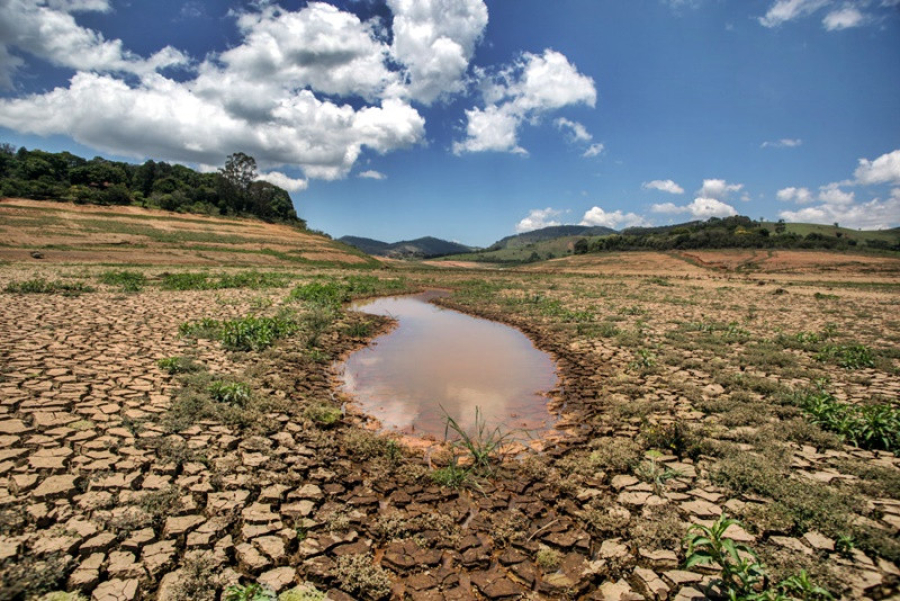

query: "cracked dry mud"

left=0, top=257, right=899, bottom=601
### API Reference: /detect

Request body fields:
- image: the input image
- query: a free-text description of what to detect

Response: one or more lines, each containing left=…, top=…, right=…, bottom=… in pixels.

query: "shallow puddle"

left=338, top=292, right=559, bottom=439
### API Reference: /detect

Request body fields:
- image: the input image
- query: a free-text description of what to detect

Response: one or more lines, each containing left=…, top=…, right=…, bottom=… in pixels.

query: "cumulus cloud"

left=823, top=6, right=866, bottom=29
left=387, top=0, right=488, bottom=105
left=642, top=179, right=684, bottom=194
left=776, top=186, right=814, bottom=203
left=580, top=206, right=649, bottom=229
left=779, top=193, right=900, bottom=229
left=583, top=143, right=605, bottom=158
left=257, top=171, right=308, bottom=192
left=454, top=49, right=596, bottom=155
left=515, top=207, right=564, bottom=233
left=359, top=170, right=387, bottom=180
left=0, top=0, right=188, bottom=88
left=652, top=197, right=738, bottom=218
left=761, top=138, right=802, bottom=148
left=698, top=178, right=743, bottom=200
left=818, top=182, right=855, bottom=205
left=854, top=149, right=900, bottom=185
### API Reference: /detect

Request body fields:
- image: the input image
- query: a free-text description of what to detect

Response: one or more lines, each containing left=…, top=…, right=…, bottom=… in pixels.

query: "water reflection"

left=339, top=292, right=558, bottom=439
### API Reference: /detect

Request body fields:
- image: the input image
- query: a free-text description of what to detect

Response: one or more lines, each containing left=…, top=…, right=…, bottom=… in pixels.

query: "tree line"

left=0, top=144, right=302, bottom=224
left=572, top=216, right=898, bottom=254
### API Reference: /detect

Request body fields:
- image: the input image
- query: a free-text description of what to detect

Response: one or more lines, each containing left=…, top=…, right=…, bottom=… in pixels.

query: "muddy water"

left=339, top=292, right=558, bottom=439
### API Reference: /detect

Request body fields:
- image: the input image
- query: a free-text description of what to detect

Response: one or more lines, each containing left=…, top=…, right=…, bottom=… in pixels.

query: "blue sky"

left=1, top=0, right=898, bottom=246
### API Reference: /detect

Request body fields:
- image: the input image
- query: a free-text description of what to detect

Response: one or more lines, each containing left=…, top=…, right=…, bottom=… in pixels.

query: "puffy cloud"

left=580, top=206, right=649, bottom=229
left=455, top=49, right=596, bottom=155
left=0, top=0, right=188, bottom=87
left=359, top=170, right=387, bottom=180
left=220, top=3, right=400, bottom=102
left=453, top=104, right=526, bottom=155
left=854, top=149, right=900, bottom=185
left=387, top=0, right=488, bottom=104
left=779, top=193, right=900, bottom=229
left=759, top=0, right=829, bottom=27
left=698, top=178, right=743, bottom=200
left=823, top=6, right=866, bottom=29
left=556, top=118, right=592, bottom=142
left=818, top=182, right=855, bottom=205
left=642, top=179, right=684, bottom=194
left=0, top=72, right=425, bottom=181
left=776, top=186, right=814, bottom=203
left=761, top=138, right=802, bottom=148
left=583, top=143, right=605, bottom=158
left=652, top=197, right=738, bottom=218
left=257, top=171, right=308, bottom=192
left=515, top=207, right=563, bottom=233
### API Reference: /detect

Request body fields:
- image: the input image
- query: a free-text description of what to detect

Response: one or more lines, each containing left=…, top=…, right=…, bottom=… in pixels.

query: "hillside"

left=488, top=224, right=617, bottom=250
left=0, top=198, right=376, bottom=267
left=339, top=235, right=473, bottom=258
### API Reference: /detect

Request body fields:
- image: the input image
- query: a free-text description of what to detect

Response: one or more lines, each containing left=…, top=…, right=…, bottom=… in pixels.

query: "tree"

left=218, top=152, right=257, bottom=213
left=774, top=219, right=786, bottom=234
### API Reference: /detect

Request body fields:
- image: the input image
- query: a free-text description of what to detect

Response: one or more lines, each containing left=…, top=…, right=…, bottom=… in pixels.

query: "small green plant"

left=629, top=348, right=656, bottom=370
left=835, top=534, right=856, bottom=558
left=208, top=380, right=252, bottom=406
left=814, top=344, right=875, bottom=369
left=220, top=314, right=299, bottom=351
left=289, top=281, right=347, bottom=307
left=776, top=570, right=833, bottom=600
left=442, top=406, right=512, bottom=476
left=635, top=458, right=681, bottom=495
left=345, top=320, right=373, bottom=338
left=789, top=386, right=900, bottom=453
left=223, top=583, right=276, bottom=601
left=684, top=514, right=767, bottom=599
left=4, top=278, right=94, bottom=295
left=157, top=355, right=202, bottom=374
left=98, top=269, right=146, bottom=292
left=306, top=402, right=342, bottom=427
left=430, top=460, right=470, bottom=488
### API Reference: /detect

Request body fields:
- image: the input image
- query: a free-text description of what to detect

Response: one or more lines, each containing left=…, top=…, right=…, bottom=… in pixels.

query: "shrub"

left=221, top=315, right=299, bottom=351
left=4, top=278, right=94, bottom=295
left=208, top=381, right=252, bottom=406
left=98, top=269, right=146, bottom=292
left=157, top=356, right=202, bottom=374
left=331, top=554, right=393, bottom=600
left=815, top=344, right=875, bottom=369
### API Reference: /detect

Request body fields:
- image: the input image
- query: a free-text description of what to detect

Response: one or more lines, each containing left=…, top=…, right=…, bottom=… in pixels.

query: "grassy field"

left=1, top=201, right=899, bottom=600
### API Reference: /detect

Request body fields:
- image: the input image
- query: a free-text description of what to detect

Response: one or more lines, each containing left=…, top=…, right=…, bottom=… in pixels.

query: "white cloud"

left=698, top=178, right=743, bottom=200
left=583, top=143, right=605, bottom=158
left=759, top=0, right=829, bottom=27
left=642, top=179, right=684, bottom=194
left=515, top=207, right=563, bottom=233
left=0, top=4, right=430, bottom=183
left=579, top=206, right=649, bottom=229
left=387, top=0, right=488, bottom=105
left=359, top=170, right=387, bottom=180
left=761, top=138, right=802, bottom=148
left=455, top=49, right=596, bottom=155
left=257, top=171, right=308, bottom=192
left=854, top=149, right=900, bottom=185
left=0, top=0, right=188, bottom=88
left=776, top=186, right=814, bottom=203
left=818, top=182, right=855, bottom=205
left=779, top=193, right=900, bottom=229
left=652, top=197, right=738, bottom=218
left=823, top=7, right=866, bottom=29
left=555, top=118, right=592, bottom=142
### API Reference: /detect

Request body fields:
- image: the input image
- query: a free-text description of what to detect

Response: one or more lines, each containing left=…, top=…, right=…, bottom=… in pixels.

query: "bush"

left=208, top=381, right=252, bottom=406
left=221, top=315, right=299, bottom=351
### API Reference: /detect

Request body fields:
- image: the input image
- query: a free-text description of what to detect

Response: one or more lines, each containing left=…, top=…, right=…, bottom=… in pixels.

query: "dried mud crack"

left=0, top=263, right=898, bottom=601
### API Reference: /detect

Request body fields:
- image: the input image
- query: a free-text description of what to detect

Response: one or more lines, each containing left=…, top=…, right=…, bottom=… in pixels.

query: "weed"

left=157, top=355, right=202, bottom=374
left=588, top=438, right=643, bottom=474
left=343, top=430, right=403, bottom=463
left=814, top=344, right=875, bottom=369
left=178, top=318, right=222, bottom=338
left=224, top=583, right=276, bottom=601
left=4, top=278, right=94, bottom=295
left=684, top=514, right=768, bottom=599
left=208, top=380, right=252, bottom=406
left=221, top=314, right=299, bottom=351
left=166, top=553, right=221, bottom=601
left=344, top=320, right=373, bottom=338
left=278, top=584, right=326, bottom=601
left=442, top=406, right=513, bottom=476
left=373, top=510, right=459, bottom=542
left=138, top=486, right=183, bottom=527
left=641, top=421, right=707, bottom=459
left=98, top=269, right=146, bottom=292
left=305, top=402, right=342, bottom=427
left=635, top=458, right=681, bottom=495
left=162, top=270, right=289, bottom=291
left=289, top=281, right=347, bottom=307
left=0, top=554, right=71, bottom=600
left=430, top=461, right=470, bottom=488
left=331, top=553, right=393, bottom=600
left=536, top=545, right=562, bottom=572
left=628, top=348, right=657, bottom=371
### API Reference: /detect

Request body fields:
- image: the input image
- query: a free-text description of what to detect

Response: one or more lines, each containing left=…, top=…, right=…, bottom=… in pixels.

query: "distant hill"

left=488, top=225, right=617, bottom=250
left=339, top=235, right=474, bottom=259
